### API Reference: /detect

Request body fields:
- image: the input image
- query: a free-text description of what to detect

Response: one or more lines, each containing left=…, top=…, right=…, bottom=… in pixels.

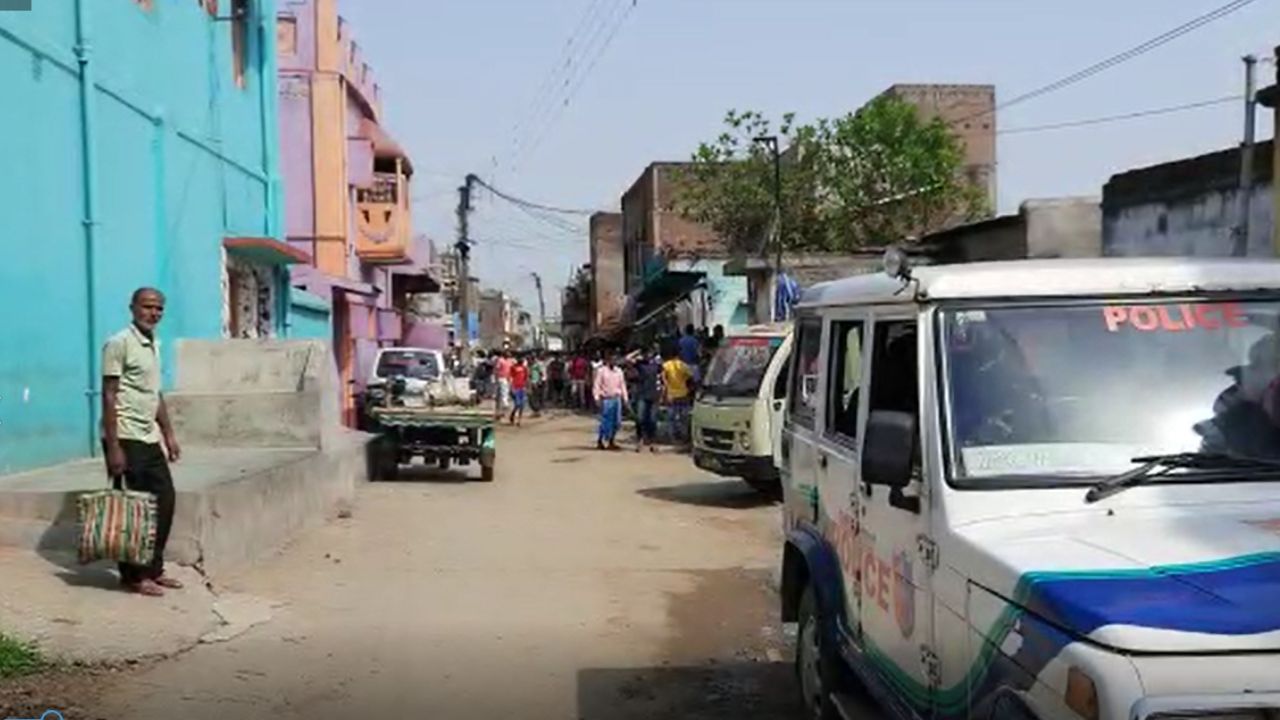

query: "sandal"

left=125, top=580, right=165, bottom=597
left=153, top=575, right=184, bottom=590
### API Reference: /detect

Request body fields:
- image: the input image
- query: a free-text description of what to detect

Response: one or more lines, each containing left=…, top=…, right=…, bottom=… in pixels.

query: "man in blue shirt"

left=678, top=324, right=700, bottom=367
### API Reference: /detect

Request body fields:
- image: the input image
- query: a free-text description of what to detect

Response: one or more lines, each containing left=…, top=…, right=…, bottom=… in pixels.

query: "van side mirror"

left=862, top=410, right=917, bottom=489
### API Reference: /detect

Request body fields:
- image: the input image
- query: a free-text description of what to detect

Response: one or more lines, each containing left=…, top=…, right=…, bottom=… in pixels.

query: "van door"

left=767, top=341, right=792, bottom=469
left=781, top=317, right=825, bottom=528
left=814, top=314, right=869, bottom=635
left=857, top=315, right=936, bottom=717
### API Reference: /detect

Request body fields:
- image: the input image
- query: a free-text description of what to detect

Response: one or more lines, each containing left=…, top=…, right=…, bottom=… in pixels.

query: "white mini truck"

left=778, top=254, right=1280, bottom=720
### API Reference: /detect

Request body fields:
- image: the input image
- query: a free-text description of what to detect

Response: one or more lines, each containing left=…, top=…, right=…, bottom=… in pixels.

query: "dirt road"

left=41, top=415, right=802, bottom=719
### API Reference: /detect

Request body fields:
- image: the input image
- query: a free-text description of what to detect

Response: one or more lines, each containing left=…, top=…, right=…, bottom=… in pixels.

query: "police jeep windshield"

left=941, top=300, right=1280, bottom=483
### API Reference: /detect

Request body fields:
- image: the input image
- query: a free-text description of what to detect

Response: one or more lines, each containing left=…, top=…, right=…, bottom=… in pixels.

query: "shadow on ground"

left=637, top=481, right=776, bottom=509
left=577, top=662, right=801, bottom=720
left=380, top=465, right=477, bottom=484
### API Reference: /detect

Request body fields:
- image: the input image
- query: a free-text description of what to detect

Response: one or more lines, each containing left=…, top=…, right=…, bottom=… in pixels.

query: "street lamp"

left=753, top=135, right=783, bottom=320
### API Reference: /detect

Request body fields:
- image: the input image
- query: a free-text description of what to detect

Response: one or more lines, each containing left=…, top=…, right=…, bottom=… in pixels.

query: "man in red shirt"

left=509, top=356, right=529, bottom=426
left=569, top=354, right=590, bottom=410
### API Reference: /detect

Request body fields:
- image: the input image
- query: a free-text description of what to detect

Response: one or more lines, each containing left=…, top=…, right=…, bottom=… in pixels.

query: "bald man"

left=102, top=287, right=182, bottom=597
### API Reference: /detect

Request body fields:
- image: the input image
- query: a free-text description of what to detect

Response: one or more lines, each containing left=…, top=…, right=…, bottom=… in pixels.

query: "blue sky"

left=338, top=0, right=1279, bottom=312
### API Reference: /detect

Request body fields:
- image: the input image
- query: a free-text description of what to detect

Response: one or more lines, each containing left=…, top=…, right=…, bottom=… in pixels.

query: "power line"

left=955, top=0, right=1260, bottom=125
left=999, top=95, right=1243, bottom=135
left=509, top=0, right=638, bottom=173
left=499, top=0, right=616, bottom=175
left=471, top=175, right=603, bottom=216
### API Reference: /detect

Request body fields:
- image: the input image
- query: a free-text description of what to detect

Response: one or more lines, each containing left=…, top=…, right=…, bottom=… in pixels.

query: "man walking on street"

left=678, top=324, right=702, bottom=384
left=593, top=351, right=628, bottom=451
left=662, top=343, right=695, bottom=449
left=493, top=349, right=515, bottom=419
left=569, top=353, right=589, bottom=410
left=102, top=287, right=182, bottom=598
left=509, top=355, right=529, bottom=426
left=633, top=346, right=661, bottom=452
left=528, top=353, right=546, bottom=416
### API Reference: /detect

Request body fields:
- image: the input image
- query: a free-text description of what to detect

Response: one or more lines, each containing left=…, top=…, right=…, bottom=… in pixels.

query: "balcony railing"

left=355, top=172, right=410, bottom=264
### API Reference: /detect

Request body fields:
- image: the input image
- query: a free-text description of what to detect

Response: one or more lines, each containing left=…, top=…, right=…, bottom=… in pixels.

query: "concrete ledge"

left=167, top=390, right=322, bottom=448
left=0, top=435, right=370, bottom=578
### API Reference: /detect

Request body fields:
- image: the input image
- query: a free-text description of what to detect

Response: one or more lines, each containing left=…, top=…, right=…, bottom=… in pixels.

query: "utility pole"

left=530, top=272, right=547, bottom=349
left=1234, top=54, right=1259, bottom=257
left=456, top=174, right=477, bottom=359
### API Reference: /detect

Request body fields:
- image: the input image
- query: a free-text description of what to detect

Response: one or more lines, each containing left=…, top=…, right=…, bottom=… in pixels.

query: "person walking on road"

left=528, top=353, right=546, bottom=416
left=678, top=324, right=703, bottom=384
left=661, top=344, right=695, bottom=449
left=101, top=287, right=182, bottom=598
left=569, top=353, right=589, bottom=410
left=493, top=349, right=515, bottom=419
left=633, top=347, right=661, bottom=452
left=509, top=355, right=530, bottom=426
left=593, top=351, right=629, bottom=451
left=547, top=353, right=566, bottom=407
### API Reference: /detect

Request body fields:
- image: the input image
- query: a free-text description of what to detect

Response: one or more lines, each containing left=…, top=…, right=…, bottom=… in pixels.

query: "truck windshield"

left=941, top=300, right=1280, bottom=483
left=703, top=337, right=783, bottom=399
left=376, top=351, right=440, bottom=380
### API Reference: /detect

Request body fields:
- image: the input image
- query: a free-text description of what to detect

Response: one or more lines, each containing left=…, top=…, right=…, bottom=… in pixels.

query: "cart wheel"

left=438, top=456, right=451, bottom=471
left=479, top=448, right=496, bottom=483
left=370, top=438, right=399, bottom=482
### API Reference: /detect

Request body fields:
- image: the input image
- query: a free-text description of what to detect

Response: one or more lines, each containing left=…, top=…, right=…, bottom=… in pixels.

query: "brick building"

left=620, top=163, right=749, bottom=336
left=877, top=84, right=997, bottom=210
left=588, top=212, right=625, bottom=333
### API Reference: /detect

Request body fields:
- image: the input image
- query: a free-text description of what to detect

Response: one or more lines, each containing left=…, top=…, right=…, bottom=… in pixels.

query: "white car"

left=366, top=347, right=474, bottom=408
left=780, top=252, right=1280, bottom=720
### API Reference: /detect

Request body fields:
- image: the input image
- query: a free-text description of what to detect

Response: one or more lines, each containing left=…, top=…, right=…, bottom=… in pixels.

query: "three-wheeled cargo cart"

left=367, top=406, right=497, bottom=482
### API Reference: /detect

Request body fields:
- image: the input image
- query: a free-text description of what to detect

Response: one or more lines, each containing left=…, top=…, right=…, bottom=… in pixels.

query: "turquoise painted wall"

left=289, top=290, right=333, bottom=340
left=0, top=0, right=282, bottom=474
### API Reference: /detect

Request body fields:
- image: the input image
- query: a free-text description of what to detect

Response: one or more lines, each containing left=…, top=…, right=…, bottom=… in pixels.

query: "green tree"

left=673, top=110, right=827, bottom=256
left=817, top=95, right=988, bottom=248
left=676, top=98, right=988, bottom=253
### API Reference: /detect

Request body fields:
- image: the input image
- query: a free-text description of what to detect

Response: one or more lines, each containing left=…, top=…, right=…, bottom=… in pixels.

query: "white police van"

left=779, top=253, right=1280, bottom=720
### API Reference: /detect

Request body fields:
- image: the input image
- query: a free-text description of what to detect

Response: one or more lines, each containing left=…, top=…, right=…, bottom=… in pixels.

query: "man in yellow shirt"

left=661, top=345, right=695, bottom=448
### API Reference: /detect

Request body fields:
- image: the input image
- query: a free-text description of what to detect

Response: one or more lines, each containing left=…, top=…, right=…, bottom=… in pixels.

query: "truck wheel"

left=438, top=456, right=451, bottom=471
left=743, top=476, right=783, bottom=501
left=797, top=587, right=843, bottom=720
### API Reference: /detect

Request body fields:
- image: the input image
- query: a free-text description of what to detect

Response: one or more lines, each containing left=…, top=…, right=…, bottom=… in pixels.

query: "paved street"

left=49, top=415, right=800, bottom=719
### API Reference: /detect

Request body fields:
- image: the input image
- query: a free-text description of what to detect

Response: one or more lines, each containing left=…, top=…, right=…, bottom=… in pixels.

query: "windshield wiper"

left=1085, top=451, right=1280, bottom=504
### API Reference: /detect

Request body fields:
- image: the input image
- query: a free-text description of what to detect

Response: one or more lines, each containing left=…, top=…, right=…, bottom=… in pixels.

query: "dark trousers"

left=635, top=398, right=657, bottom=443
left=108, top=440, right=175, bottom=584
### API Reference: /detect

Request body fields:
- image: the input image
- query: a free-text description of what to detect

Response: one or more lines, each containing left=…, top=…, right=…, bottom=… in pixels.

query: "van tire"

left=797, top=587, right=843, bottom=720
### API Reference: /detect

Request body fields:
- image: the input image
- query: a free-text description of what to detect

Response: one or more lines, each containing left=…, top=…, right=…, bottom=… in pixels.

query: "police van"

left=779, top=252, right=1280, bottom=720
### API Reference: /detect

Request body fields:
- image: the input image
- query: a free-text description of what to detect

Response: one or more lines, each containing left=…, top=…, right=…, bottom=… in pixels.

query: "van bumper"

left=693, top=448, right=778, bottom=481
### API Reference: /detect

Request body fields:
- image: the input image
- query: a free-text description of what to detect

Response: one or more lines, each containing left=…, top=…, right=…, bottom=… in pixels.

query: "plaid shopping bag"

left=77, top=488, right=157, bottom=566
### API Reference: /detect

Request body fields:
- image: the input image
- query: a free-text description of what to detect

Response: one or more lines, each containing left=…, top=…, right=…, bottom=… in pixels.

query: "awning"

left=358, top=118, right=414, bottom=175
left=293, top=266, right=380, bottom=298
left=224, top=236, right=310, bottom=265
left=632, top=270, right=706, bottom=329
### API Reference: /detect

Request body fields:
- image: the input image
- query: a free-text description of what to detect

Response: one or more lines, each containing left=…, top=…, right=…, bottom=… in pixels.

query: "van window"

left=826, top=321, right=865, bottom=440
left=870, top=320, right=918, bottom=415
left=789, top=318, right=823, bottom=428
left=702, top=337, right=783, bottom=399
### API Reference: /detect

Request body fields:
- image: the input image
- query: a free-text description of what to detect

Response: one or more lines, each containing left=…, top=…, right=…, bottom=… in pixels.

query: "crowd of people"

left=459, top=324, right=726, bottom=451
